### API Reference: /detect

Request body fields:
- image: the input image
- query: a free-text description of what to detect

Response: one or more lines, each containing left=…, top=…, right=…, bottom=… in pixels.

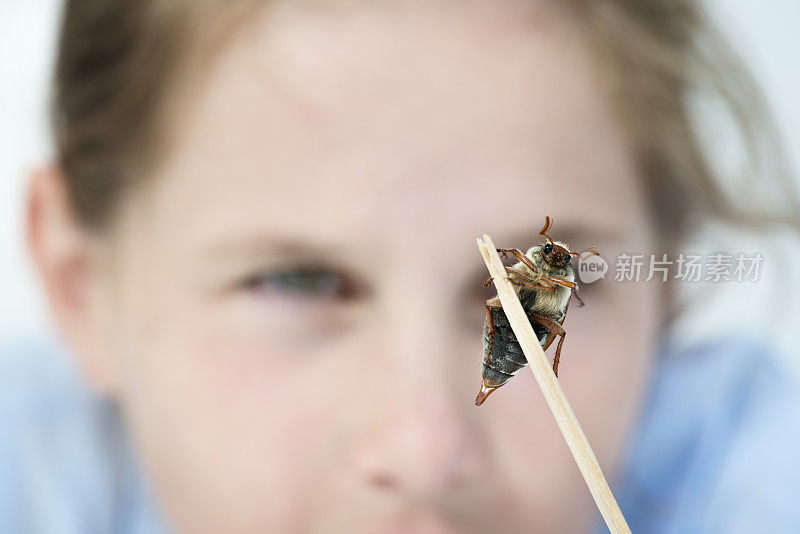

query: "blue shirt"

left=597, top=335, right=800, bottom=534
left=1, top=333, right=798, bottom=533
left=0, top=336, right=167, bottom=534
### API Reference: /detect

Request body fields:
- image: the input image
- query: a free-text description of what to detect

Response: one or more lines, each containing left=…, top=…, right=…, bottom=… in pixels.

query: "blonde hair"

left=572, top=0, right=798, bottom=250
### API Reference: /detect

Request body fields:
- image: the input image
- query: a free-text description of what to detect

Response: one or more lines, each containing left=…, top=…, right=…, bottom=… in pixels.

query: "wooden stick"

left=477, top=234, right=631, bottom=534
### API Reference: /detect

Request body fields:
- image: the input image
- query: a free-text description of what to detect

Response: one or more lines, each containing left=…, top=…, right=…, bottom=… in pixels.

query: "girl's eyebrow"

left=202, top=235, right=344, bottom=261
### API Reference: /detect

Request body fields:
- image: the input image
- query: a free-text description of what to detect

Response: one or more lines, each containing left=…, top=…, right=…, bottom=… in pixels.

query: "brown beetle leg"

left=505, top=267, right=557, bottom=291
left=546, top=276, right=577, bottom=290
left=496, top=248, right=539, bottom=273
left=511, top=280, right=557, bottom=291
left=485, top=267, right=556, bottom=291
left=571, top=286, right=586, bottom=307
left=529, top=313, right=567, bottom=377
left=484, top=267, right=527, bottom=287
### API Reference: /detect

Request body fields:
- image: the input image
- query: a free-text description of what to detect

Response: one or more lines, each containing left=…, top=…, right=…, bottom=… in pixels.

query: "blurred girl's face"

left=90, top=2, right=661, bottom=533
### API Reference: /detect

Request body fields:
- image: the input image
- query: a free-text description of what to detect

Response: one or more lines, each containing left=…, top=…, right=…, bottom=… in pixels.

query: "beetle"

left=475, top=216, right=598, bottom=406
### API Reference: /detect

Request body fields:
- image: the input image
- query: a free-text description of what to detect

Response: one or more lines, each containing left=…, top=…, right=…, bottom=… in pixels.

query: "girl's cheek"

left=120, top=306, right=358, bottom=518
left=217, top=293, right=369, bottom=349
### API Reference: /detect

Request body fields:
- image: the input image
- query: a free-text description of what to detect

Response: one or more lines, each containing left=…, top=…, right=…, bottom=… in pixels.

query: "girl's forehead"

left=141, top=1, right=645, bottom=254
left=179, top=0, right=601, bottom=135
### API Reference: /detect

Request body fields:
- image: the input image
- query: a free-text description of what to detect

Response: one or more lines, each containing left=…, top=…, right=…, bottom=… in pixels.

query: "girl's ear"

left=25, top=164, right=119, bottom=394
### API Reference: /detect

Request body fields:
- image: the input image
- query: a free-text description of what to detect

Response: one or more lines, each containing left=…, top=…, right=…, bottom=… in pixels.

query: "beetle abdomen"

left=475, top=308, right=550, bottom=406
left=481, top=306, right=550, bottom=390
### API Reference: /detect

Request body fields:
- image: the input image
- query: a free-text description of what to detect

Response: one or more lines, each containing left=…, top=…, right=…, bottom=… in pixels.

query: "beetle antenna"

left=569, top=245, right=600, bottom=257
left=539, top=215, right=555, bottom=244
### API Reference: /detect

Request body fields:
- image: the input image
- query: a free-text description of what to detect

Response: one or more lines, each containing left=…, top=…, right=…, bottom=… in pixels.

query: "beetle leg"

left=484, top=267, right=555, bottom=291
left=571, top=286, right=586, bottom=307
left=496, top=248, right=539, bottom=273
left=510, top=280, right=557, bottom=291
left=484, top=267, right=531, bottom=287
left=506, top=267, right=557, bottom=291
left=546, top=276, right=577, bottom=290
left=551, top=331, right=567, bottom=377
left=529, top=313, right=567, bottom=377
left=512, top=281, right=556, bottom=291
left=496, top=248, right=511, bottom=260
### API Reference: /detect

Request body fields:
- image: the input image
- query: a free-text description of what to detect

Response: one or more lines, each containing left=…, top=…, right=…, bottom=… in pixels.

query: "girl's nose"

left=355, top=383, right=487, bottom=496
left=351, top=309, right=490, bottom=498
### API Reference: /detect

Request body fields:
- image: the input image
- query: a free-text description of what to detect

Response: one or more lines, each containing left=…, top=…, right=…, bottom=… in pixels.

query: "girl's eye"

left=245, top=266, right=359, bottom=301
